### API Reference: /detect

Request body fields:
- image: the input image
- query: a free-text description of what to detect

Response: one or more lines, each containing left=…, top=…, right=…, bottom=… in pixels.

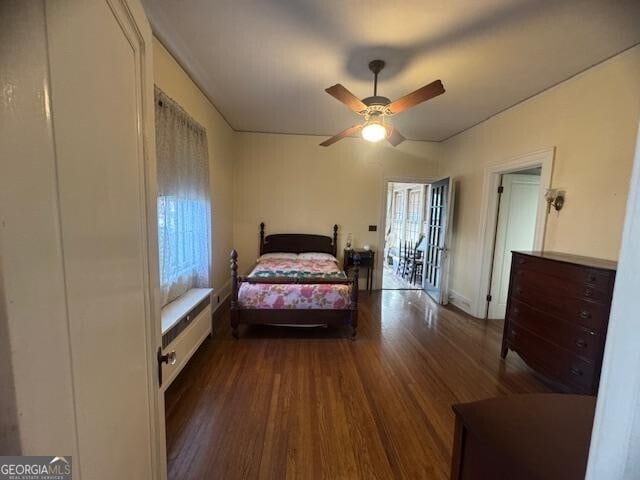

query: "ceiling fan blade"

left=319, top=124, right=363, bottom=147
left=325, top=84, right=367, bottom=113
left=388, top=80, right=445, bottom=114
left=386, top=126, right=406, bottom=147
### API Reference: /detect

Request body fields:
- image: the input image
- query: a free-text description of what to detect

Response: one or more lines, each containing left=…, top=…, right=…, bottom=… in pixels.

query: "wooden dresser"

left=501, top=251, right=616, bottom=394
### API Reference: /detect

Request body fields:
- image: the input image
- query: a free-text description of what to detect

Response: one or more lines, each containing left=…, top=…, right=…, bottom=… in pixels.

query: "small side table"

left=343, top=248, right=375, bottom=292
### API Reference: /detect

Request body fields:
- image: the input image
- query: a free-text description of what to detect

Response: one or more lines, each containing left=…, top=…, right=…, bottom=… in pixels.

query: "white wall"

left=233, top=133, right=440, bottom=283
left=441, top=45, right=640, bottom=316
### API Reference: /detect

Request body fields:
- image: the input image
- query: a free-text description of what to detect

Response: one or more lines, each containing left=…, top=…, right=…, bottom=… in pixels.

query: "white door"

left=488, top=174, right=541, bottom=319
left=1, top=0, right=164, bottom=477
left=423, top=177, right=455, bottom=304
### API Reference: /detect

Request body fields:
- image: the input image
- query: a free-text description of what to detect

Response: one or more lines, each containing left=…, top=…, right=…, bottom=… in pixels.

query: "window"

left=155, top=87, right=210, bottom=306
left=157, top=196, right=208, bottom=294
left=406, top=189, right=421, bottom=243
left=392, top=191, right=405, bottom=246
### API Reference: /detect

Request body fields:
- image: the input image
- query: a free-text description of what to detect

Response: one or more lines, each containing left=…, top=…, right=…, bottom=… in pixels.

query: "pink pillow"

left=298, top=252, right=337, bottom=262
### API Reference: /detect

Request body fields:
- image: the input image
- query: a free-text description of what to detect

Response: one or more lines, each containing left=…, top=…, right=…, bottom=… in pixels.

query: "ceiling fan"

left=320, top=60, right=445, bottom=147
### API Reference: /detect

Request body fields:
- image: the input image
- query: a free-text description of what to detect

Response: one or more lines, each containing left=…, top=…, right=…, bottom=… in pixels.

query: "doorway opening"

left=382, top=182, right=429, bottom=290
left=475, top=148, right=553, bottom=318
left=487, top=167, right=542, bottom=319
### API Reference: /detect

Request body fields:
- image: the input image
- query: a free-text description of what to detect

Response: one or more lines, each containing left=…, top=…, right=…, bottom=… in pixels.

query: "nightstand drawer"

left=343, top=250, right=374, bottom=267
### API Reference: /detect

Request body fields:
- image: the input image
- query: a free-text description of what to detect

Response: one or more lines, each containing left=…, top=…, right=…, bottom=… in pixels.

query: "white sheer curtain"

left=155, top=87, right=210, bottom=306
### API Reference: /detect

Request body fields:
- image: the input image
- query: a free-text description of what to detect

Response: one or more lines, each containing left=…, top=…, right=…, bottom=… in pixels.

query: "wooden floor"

left=165, top=290, right=550, bottom=479
left=382, top=265, right=420, bottom=290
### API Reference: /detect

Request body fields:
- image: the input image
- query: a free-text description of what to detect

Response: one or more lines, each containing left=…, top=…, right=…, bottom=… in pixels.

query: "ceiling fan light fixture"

left=321, top=59, right=443, bottom=147
left=361, top=119, right=386, bottom=143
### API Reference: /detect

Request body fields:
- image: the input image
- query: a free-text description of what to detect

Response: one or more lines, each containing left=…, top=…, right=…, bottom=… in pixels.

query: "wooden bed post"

left=332, top=224, right=338, bottom=257
left=230, top=249, right=239, bottom=339
left=351, top=253, right=360, bottom=340
left=259, top=222, right=265, bottom=256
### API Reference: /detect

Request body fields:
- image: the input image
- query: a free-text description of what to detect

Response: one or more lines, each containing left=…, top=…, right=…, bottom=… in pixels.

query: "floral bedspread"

left=238, top=258, right=352, bottom=309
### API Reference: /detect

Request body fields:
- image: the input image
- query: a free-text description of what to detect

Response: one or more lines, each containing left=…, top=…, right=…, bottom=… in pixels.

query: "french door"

left=423, top=178, right=455, bottom=304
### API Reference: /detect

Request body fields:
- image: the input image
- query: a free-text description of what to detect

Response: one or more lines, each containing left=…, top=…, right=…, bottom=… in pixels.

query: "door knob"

left=157, top=347, right=177, bottom=386
left=160, top=350, right=177, bottom=365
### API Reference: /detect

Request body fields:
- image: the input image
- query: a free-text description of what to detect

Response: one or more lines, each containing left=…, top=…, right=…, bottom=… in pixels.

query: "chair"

left=409, top=236, right=425, bottom=285
left=402, top=241, right=415, bottom=279
left=395, top=240, right=409, bottom=275
left=409, top=250, right=424, bottom=285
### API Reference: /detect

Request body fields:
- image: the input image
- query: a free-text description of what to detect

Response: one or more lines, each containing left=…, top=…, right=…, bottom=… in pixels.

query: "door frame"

left=377, top=175, right=437, bottom=290
left=474, top=148, right=555, bottom=318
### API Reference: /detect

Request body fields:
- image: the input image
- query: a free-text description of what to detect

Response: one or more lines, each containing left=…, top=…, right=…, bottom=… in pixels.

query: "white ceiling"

left=143, top=0, right=640, bottom=142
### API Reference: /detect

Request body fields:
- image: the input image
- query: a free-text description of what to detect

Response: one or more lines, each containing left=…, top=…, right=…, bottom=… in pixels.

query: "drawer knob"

left=579, top=310, right=592, bottom=320
left=513, top=306, right=520, bottom=314
left=510, top=329, right=518, bottom=337
left=570, top=367, right=583, bottom=376
left=575, top=339, right=587, bottom=348
left=584, top=288, right=594, bottom=297
left=586, top=273, right=596, bottom=283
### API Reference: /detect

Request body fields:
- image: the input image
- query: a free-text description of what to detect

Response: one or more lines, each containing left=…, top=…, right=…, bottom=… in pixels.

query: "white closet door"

left=45, top=0, right=164, bottom=478
left=489, top=174, right=541, bottom=319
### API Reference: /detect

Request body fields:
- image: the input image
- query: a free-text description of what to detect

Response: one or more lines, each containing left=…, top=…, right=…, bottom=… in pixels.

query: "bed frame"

left=230, top=223, right=360, bottom=339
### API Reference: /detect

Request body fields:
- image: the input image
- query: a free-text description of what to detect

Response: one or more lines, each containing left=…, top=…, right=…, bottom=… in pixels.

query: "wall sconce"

left=545, top=188, right=565, bottom=212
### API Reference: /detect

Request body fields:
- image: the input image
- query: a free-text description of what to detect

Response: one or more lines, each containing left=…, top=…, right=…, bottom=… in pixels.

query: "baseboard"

left=212, top=280, right=231, bottom=310
left=212, top=295, right=230, bottom=329
left=211, top=280, right=231, bottom=331
left=448, top=289, right=474, bottom=316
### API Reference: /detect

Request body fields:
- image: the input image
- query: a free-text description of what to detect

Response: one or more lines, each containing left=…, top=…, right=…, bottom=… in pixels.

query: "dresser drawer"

left=506, top=324, right=597, bottom=393
left=512, top=266, right=612, bottom=305
left=508, top=299, right=604, bottom=361
left=510, top=280, right=611, bottom=332
left=513, top=254, right=614, bottom=293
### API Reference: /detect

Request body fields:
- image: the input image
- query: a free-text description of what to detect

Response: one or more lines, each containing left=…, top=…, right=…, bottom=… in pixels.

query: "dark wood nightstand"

left=343, top=248, right=375, bottom=292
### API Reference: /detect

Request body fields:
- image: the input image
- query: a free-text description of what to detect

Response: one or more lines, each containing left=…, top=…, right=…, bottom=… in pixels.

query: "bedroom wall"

left=441, top=45, right=640, bottom=316
left=233, top=133, right=440, bottom=283
left=153, top=38, right=236, bottom=302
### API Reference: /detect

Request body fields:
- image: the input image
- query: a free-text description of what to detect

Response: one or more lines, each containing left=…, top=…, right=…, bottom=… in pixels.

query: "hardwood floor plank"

left=165, top=290, right=550, bottom=479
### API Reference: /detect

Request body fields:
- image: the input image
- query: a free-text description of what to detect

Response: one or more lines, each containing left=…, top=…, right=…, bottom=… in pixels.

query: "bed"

left=230, top=223, right=360, bottom=339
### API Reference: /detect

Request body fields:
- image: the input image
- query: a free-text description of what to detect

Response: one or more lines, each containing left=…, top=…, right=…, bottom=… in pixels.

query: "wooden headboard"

left=259, top=223, right=338, bottom=257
